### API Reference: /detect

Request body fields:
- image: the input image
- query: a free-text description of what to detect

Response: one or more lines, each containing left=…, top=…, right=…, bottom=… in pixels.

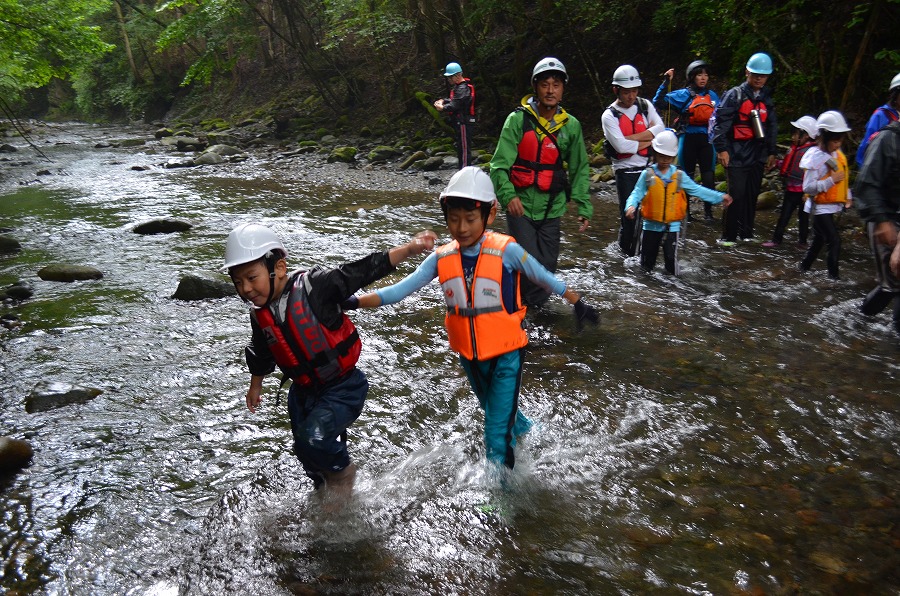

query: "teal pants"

left=459, top=349, right=532, bottom=469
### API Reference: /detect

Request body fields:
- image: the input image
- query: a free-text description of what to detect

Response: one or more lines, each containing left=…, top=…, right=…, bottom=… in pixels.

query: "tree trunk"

left=841, top=0, right=882, bottom=112
left=115, top=1, right=140, bottom=83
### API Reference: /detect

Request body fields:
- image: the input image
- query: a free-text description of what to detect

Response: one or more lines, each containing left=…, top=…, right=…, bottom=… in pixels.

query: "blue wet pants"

left=459, top=349, right=532, bottom=469
left=287, top=368, right=367, bottom=487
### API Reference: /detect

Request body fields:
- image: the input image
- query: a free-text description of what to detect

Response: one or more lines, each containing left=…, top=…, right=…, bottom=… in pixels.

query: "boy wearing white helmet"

left=602, top=64, right=666, bottom=256
left=434, top=61, right=476, bottom=167
left=624, top=130, right=732, bottom=274
left=763, top=115, right=819, bottom=248
left=224, top=223, right=436, bottom=503
left=489, top=57, right=593, bottom=307
left=856, top=72, right=900, bottom=168
left=711, top=52, right=778, bottom=245
left=799, top=110, right=853, bottom=279
left=347, top=167, right=599, bottom=471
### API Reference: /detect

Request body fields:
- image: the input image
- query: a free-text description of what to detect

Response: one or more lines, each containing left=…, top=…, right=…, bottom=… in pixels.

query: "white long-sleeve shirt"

left=601, top=99, right=666, bottom=171
left=801, top=147, right=851, bottom=215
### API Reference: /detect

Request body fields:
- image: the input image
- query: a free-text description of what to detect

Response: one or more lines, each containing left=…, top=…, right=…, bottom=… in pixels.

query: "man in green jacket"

left=490, top=57, right=592, bottom=307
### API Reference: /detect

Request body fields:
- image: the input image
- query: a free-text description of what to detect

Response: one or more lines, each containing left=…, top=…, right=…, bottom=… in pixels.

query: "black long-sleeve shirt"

left=442, top=80, right=473, bottom=123
left=245, top=251, right=396, bottom=376
left=712, top=82, right=777, bottom=167
left=855, top=121, right=900, bottom=225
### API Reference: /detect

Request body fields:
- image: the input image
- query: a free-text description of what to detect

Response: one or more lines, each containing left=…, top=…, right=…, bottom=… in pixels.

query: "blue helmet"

left=443, top=62, right=463, bottom=76
left=746, top=53, right=773, bottom=75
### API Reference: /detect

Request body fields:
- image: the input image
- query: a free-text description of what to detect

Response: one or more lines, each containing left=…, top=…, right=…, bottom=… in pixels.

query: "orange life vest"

left=640, top=168, right=687, bottom=223
left=813, top=150, right=849, bottom=205
left=436, top=233, right=528, bottom=361
left=608, top=98, right=649, bottom=158
left=733, top=94, right=768, bottom=141
left=252, top=273, right=361, bottom=388
left=510, top=113, right=566, bottom=193
left=685, top=91, right=715, bottom=126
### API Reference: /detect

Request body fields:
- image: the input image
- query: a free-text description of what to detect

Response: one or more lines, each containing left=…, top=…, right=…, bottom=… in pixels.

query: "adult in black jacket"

left=711, top=52, right=778, bottom=243
left=855, top=120, right=900, bottom=332
left=435, top=62, right=475, bottom=168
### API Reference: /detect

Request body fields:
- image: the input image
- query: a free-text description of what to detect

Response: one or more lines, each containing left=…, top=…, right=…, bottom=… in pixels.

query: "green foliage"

left=0, top=0, right=113, bottom=100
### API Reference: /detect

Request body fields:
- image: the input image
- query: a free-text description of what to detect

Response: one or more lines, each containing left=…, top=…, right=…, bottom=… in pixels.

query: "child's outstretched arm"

left=388, top=230, right=438, bottom=267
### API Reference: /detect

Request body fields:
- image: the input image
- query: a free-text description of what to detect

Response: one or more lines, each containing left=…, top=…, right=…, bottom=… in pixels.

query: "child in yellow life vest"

left=625, top=130, right=732, bottom=274
left=800, top=110, right=853, bottom=279
left=343, top=166, right=600, bottom=471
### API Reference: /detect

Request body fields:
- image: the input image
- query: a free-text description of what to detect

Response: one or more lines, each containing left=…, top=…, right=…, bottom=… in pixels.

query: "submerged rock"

left=172, top=274, right=237, bottom=301
left=0, top=437, right=34, bottom=472
left=133, top=218, right=193, bottom=235
left=37, top=264, right=103, bottom=282
left=0, top=281, right=34, bottom=301
left=194, top=152, right=225, bottom=165
left=0, top=234, right=22, bottom=253
left=25, top=381, right=103, bottom=413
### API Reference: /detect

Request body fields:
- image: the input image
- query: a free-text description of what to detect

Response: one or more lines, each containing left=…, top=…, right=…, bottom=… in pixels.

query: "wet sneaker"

left=717, top=239, right=736, bottom=247
left=740, top=237, right=759, bottom=243
left=761, top=241, right=779, bottom=248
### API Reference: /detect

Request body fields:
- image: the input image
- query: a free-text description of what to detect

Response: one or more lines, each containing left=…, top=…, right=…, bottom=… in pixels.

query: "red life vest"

left=607, top=98, right=649, bottom=159
left=733, top=92, right=768, bottom=141
left=449, top=78, right=476, bottom=123
left=252, top=273, right=361, bottom=389
left=779, top=141, right=815, bottom=192
left=684, top=91, right=715, bottom=126
left=510, top=113, right=567, bottom=194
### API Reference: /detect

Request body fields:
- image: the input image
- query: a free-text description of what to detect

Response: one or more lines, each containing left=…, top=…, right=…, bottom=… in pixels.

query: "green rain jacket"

left=490, top=96, right=592, bottom=221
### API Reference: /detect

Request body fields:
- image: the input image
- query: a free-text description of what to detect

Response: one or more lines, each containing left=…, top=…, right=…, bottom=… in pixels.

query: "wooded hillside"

left=2, top=0, right=898, bottom=143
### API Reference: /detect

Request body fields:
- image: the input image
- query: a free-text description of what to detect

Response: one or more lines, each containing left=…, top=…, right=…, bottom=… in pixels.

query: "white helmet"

left=790, top=115, right=819, bottom=139
left=532, top=57, right=568, bottom=84
left=440, top=166, right=496, bottom=204
left=891, top=72, right=900, bottom=93
left=612, top=64, right=642, bottom=88
left=651, top=130, right=679, bottom=157
left=223, top=223, right=287, bottom=270
left=816, top=110, right=851, bottom=133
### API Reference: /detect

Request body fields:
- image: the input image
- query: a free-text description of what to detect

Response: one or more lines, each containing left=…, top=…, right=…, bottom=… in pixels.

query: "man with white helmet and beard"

left=490, top=57, right=593, bottom=307
left=602, top=64, right=666, bottom=257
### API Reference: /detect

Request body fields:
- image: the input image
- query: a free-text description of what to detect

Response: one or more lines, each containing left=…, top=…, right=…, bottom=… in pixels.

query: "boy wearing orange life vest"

left=763, top=116, right=818, bottom=248
left=653, top=60, right=721, bottom=222
left=799, top=111, right=853, bottom=279
left=711, top=52, right=778, bottom=245
left=434, top=62, right=476, bottom=168
left=224, top=223, right=436, bottom=500
left=624, top=130, right=732, bottom=274
left=602, top=64, right=666, bottom=257
left=489, top=57, right=593, bottom=307
left=345, top=167, right=600, bottom=470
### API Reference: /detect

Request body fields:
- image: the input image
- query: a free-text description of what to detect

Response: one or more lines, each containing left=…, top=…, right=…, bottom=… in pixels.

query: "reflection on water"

left=1, top=124, right=898, bottom=594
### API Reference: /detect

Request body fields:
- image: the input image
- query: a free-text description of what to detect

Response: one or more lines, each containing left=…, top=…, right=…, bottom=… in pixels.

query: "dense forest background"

left=1, top=0, right=898, bottom=147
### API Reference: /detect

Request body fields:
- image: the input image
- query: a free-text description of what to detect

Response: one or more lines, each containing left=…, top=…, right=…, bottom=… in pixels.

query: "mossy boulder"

left=756, top=190, right=779, bottom=210
left=327, top=146, right=358, bottom=163
left=133, top=218, right=193, bottom=235
left=367, top=145, right=401, bottom=162
left=0, top=234, right=22, bottom=253
left=37, top=264, right=103, bottom=282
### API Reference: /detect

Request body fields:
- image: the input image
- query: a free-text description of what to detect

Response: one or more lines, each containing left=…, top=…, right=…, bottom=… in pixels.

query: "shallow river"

left=1, top=123, right=898, bottom=595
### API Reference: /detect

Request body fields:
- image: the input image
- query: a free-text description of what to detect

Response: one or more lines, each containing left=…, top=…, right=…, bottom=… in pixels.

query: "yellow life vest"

left=813, top=150, right=849, bottom=205
left=435, top=232, right=527, bottom=361
left=640, top=168, right=688, bottom=223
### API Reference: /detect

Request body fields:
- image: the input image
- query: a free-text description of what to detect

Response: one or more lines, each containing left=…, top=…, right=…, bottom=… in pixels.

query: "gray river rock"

left=0, top=122, right=898, bottom=595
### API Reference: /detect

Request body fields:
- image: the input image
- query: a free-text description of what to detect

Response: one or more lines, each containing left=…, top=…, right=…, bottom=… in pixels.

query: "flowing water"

left=1, top=123, right=898, bottom=595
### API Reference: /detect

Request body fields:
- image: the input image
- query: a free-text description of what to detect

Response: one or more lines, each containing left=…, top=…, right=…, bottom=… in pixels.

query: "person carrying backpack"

left=856, top=72, right=900, bottom=168
left=653, top=60, right=721, bottom=222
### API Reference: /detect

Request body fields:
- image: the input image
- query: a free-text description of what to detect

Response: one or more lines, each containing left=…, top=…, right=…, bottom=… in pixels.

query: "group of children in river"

left=221, top=54, right=900, bottom=506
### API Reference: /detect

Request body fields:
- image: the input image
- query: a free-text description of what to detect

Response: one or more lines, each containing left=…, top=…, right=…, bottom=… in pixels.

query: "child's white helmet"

left=440, top=166, right=496, bottom=204
left=891, top=72, right=900, bottom=93
left=223, top=223, right=287, bottom=270
left=816, top=110, right=851, bottom=133
left=651, top=130, right=679, bottom=157
left=790, top=115, right=819, bottom=139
